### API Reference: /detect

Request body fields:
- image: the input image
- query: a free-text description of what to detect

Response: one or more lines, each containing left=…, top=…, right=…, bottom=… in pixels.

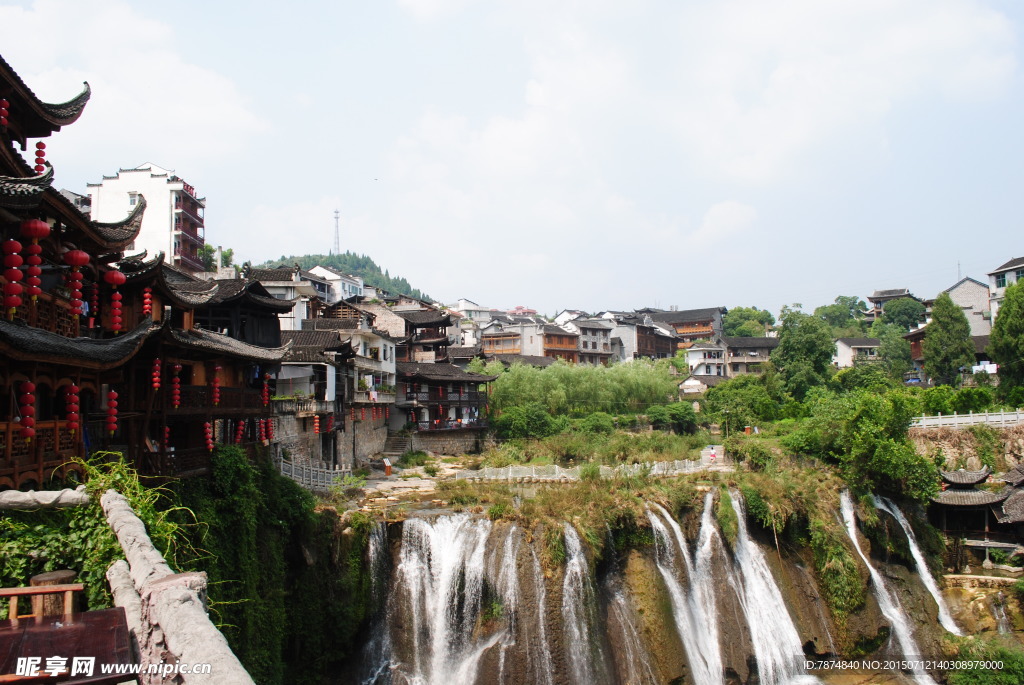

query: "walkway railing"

left=910, top=410, right=1024, bottom=429
left=455, top=456, right=728, bottom=482
left=277, top=459, right=348, bottom=493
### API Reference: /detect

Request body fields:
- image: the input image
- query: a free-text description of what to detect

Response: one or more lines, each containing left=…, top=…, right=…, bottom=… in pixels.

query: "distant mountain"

left=255, top=252, right=429, bottom=301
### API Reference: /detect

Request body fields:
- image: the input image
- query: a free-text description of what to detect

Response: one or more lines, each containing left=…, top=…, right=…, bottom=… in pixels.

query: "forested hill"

left=255, top=252, right=429, bottom=301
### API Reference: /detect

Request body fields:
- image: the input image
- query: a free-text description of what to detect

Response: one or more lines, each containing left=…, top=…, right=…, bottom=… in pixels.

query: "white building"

left=87, top=163, right=205, bottom=272
left=833, top=338, right=881, bottom=368
left=989, top=257, right=1024, bottom=321
left=308, top=265, right=364, bottom=304
left=450, top=298, right=493, bottom=323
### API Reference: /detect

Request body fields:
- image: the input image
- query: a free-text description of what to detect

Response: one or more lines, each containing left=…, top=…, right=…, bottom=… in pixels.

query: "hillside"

left=256, top=252, right=429, bottom=301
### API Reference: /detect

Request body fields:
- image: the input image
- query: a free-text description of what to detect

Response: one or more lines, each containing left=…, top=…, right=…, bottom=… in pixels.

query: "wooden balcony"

left=7, top=290, right=79, bottom=337
left=154, top=385, right=268, bottom=415
left=0, top=420, right=82, bottom=488
left=415, top=419, right=489, bottom=432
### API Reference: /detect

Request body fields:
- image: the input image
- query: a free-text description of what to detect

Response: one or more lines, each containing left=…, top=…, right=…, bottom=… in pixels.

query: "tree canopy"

left=814, top=295, right=866, bottom=331
left=259, top=251, right=428, bottom=300
left=989, top=281, right=1024, bottom=391
left=876, top=323, right=913, bottom=380
left=922, top=292, right=975, bottom=386
left=771, top=306, right=836, bottom=400
left=723, top=306, right=775, bottom=337
left=198, top=244, right=234, bottom=271
left=882, top=297, right=925, bottom=330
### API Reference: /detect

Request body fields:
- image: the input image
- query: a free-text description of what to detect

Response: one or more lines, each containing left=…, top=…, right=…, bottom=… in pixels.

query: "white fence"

left=455, top=457, right=724, bottom=482
left=910, top=410, right=1024, bottom=429
left=278, top=459, right=349, bottom=492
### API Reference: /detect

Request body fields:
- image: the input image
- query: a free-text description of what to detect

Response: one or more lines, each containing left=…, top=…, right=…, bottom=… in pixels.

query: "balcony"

left=175, top=227, right=205, bottom=245
left=484, top=347, right=521, bottom=355
left=0, top=420, right=81, bottom=485
left=272, top=397, right=338, bottom=416
left=159, top=385, right=267, bottom=414
left=352, top=356, right=384, bottom=372
left=8, top=290, right=79, bottom=338
left=415, top=419, right=489, bottom=432
left=728, top=353, right=768, bottom=364
left=352, top=390, right=396, bottom=404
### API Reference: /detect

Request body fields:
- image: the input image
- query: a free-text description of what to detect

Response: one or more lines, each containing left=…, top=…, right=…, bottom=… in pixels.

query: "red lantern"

left=361, top=407, right=366, bottom=421
left=258, top=419, right=267, bottom=442
left=262, top=374, right=270, bottom=406
left=266, top=419, right=274, bottom=441
left=63, top=250, right=88, bottom=316
left=235, top=420, right=245, bottom=444
left=89, top=283, right=99, bottom=327
left=211, top=364, right=221, bottom=406
left=103, top=269, right=126, bottom=333
left=151, top=358, right=162, bottom=390
left=18, top=381, right=35, bottom=442
left=106, top=389, right=119, bottom=435
left=20, top=220, right=49, bottom=302
left=33, top=141, right=45, bottom=173
left=64, top=383, right=80, bottom=434
left=326, top=414, right=334, bottom=432
left=142, top=286, right=153, bottom=316
left=0, top=98, right=8, bottom=127
left=314, top=415, right=321, bottom=434
left=350, top=406, right=355, bottom=420
left=386, top=406, right=390, bottom=419
left=204, top=421, right=214, bottom=452
left=3, top=240, right=24, bottom=320
left=164, top=425, right=171, bottom=448
left=171, top=363, right=182, bottom=409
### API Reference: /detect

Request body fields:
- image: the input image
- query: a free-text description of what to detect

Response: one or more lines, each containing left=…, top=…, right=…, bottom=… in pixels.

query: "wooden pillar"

left=30, top=570, right=77, bottom=617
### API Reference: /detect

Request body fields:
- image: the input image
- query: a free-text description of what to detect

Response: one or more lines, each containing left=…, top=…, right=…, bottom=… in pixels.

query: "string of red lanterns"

left=258, top=419, right=267, bottom=442
left=326, top=414, right=334, bottom=432
left=151, top=358, right=162, bottom=390
left=20, top=219, right=48, bottom=302
left=142, top=286, right=153, bottom=316
left=18, top=381, right=35, bottom=442
left=0, top=98, right=8, bottom=128
left=63, top=249, right=88, bottom=316
left=313, top=415, right=320, bottom=434
left=266, top=419, right=274, bottom=442
left=105, top=389, right=118, bottom=435
left=33, top=141, right=45, bottom=174
left=262, top=373, right=270, bottom=406
left=171, top=363, right=182, bottom=409
left=211, top=365, right=221, bottom=406
left=3, top=239, right=24, bottom=320
left=164, top=426, right=171, bottom=449
left=204, top=421, right=214, bottom=452
left=64, top=384, right=80, bottom=434
left=104, top=269, right=126, bottom=333
left=234, top=420, right=245, bottom=444
left=89, top=283, right=99, bottom=327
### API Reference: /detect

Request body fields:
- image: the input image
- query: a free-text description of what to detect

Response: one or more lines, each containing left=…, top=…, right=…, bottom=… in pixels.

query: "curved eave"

left=940, top=467, right=991, bottom=486
left=931, top=488, right=1009, bottom=507
left=0, top=164, right=54, bottom=210
left=164, top=327, right=291, bottom=363
left=87, top=195, right=146, bottom=247
left=0, top=56, right=90, bottom=142
left=0, top=319, right=158, bottom=370
left=243, top=291, right=295, bottom=312
left=120, top=252, right=164, bottom=281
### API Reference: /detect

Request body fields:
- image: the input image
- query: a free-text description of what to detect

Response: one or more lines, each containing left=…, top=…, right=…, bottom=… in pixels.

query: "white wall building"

left=989, top=257, right=1024, bottom=322
left=88, top=163, right=206, bottom=272
left=833, top=338, right=881, bottom=368
left=308, top=265, right=364, bottom=304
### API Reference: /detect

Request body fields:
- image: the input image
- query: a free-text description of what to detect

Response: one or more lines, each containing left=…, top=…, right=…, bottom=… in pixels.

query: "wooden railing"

left=277, top=459, right=348, bottom=493
left=0, top=420, right=81, bottom=484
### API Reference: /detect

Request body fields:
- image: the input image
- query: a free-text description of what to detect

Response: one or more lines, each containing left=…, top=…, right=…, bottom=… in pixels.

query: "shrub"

left=493, top=402, right=557, bottom=439
left=808, top=516, right=865, bottom=618
left=423, top=465, right=439, bottom=477
left=580, top=412, right=615, bottom=434
left=724, top=435, right=775, bottom=470
left=921, top=385, right=956, bottom=415
left=951, top=386, right=995, bottom=414
left=579, top=462, right=602, bottom=482
left=716, top=487, right=738, bottom=547
left=397, top=450, right=430, bottom=468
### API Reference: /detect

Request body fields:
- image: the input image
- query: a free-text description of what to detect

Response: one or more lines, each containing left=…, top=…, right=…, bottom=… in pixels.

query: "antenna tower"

left=332, top=210, right=340, bottom=256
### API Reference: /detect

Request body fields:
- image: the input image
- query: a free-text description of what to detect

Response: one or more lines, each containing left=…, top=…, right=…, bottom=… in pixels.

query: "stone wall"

left=336, top=415, right=388, bottom=469
left=275, top=414, right=335, bottom=468
left=411, top=429, right=487, bottom=455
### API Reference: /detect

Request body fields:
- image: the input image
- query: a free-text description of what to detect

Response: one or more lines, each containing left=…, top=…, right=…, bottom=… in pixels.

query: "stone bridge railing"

left=0, top=488, right=254, bottom=685
left=455, top=455, right=730, bottom=483
left=910, top=410, right=1024, bottom=429
left=277, top=459, right=350, bottom=493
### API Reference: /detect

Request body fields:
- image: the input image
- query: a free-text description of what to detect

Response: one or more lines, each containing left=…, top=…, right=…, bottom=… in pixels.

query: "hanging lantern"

left=266, top=419, right=274, bottom=441
left=151, top=358, right=162, bottom=390
left=33, top=141, right=46, bottom=174
left=386, top=406, right=390, bottom=419
left=350, top=406, right=355, bottom=421
left=262, top=373, right=270, bottom=406
left=63, top=249, right=89, bottom=316
left=171, top=363, right=182, bottom=409
left=258, top=419, right=267, bottom=442
left=0, top=98, right=8, bottom=127
left=89, top=282, right=99, bottom=327
left=105, top=389, right=118, bottom=436
left=18, top=381, right=36, bottom=442
left=204, top=421, right=214, bottom=452
left=234, top=420, right=246, bottom=444
left=3, top=239, right=24, bottom=320
left=19, top=219, right=49, bottom=302
left=142, top=286, right=153, bottom=316
left=103, top=269, right=126, bottom=333
left=164, top=425, right=171, bottom=448
left=64, top=384, right=80, bottom=434
left=211, top=364, right=221, bottom=406
left=314, top=414, right=321, bottom=434
left=326, top=414, right=334, bottom=432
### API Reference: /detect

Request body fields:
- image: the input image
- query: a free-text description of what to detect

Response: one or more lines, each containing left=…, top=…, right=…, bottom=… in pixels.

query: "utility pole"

left=332, top=209, right=341, bottom=256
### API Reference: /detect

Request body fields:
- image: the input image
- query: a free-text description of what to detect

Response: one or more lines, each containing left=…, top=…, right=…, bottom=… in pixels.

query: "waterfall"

left=561, top=523, right=604, bottom=684
left=647, top=498, right=724, bottom=685
left=493, top=525, right=520, bottom=683
left=729, top=491, right=820, bottom=685
left=840, top=492, right=937, bottom=685
left=528, top=547, right=556, bottom=685
left=994, top=592, right=1011, bottom=635
left=360, top=522, right=394, bottom=684
left=393, top=514, right=499, bottom=685
left=607, top=584, right=659, bottom=685
left=873, top=495, right=962, bottom=636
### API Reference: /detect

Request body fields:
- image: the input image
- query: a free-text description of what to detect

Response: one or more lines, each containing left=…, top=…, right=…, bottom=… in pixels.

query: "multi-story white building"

left=307, top=265, right=364, bottom=304
left=87, top=163, right=206, bottom=272
left=989, top=257, right=1024, bottom=321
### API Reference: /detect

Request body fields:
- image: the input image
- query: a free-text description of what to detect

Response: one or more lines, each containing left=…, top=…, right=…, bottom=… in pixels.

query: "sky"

left=1, top=0, right=1022, bottom=318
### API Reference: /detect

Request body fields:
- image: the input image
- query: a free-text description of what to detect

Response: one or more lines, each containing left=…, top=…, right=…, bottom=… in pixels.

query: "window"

left=1016, top=269, right=1024, bottom=282
left=128, top=194, right=138, bottom=206
left=996, top=274, right=1007, bottom=288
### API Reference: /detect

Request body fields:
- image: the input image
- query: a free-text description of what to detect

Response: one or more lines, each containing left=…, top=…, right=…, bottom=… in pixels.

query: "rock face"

left=909, top=424, right=1024, bottom=472
left=346, top=493, right=1004, bottom=684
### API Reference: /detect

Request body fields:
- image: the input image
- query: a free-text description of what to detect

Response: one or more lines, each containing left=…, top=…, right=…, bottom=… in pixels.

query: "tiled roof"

left=0, top=166, right=53, bottom=210
left=90, top=195, right=146, bottom=245
left=247, top=268, right=295, bottom=282
left=397, top=361, right=497, bottom=382
left=448, top=345, right=483, bottom=359
left=396, top=309, right=451, bottom=327
left=931, top=488, right=1009, bottom=507
left=280, top=330, right=350, bottom=364
left=991, top=256, right=1024, bottom=274
left=0, top=55, right=91, bottom=128
left=835, top=337, right=880, bottom=347
left=302, top=319, right=360, bottom=330
left=1002, top=466, right=1024, bottom=487
left=688, top=341, right=722, bottom=350
left=682, top=374, right=728, bottom=387
left=543, top=325, right=577, bottom=335
left=870, top=289, right=912, bottom=299
left=575, top=318, right=615, bottom=330
left=973, top=335, right=990, bottom=354
left=722, top=336, right=780, bottom=349
left=998, top=489, right=1024, bottom=524
left=0, top=319, right=158, bottom=369
left=940, top=467, right=991, bottom=485
left=648, top=307, right=725, bottom=324
left=489, top=354, right=556, bottom=368
left=167, top=327, right=289, bottom=362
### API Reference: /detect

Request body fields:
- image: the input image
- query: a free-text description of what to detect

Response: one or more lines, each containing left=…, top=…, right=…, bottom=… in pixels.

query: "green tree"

left=989, top=281, right=1024, bottom=391
left=814, top=295, right=866, bottom=330
left=881, top=297, right=925, bottom=330
left=198, top=244, right=234, bottom=271
left=723, top=306, right=775, bottom=337
left=923, top=292, right=975, bottom=386
left=876, top=323, right=913, bottom=380
left=771, top=306, right=836, bottom=400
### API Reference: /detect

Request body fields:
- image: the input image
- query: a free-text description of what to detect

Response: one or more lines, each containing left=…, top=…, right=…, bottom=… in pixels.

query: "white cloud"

left=688, top=201, right=758, bottom=247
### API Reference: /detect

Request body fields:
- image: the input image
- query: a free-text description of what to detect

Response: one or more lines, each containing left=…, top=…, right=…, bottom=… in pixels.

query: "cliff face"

left=909, top=424, right=1024, bottom=472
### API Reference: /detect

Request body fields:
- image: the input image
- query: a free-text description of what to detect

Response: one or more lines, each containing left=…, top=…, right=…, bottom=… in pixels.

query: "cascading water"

left=729, top=491, right=820, bottom=685
left=840, top=491, right=937, bottom=685
left=646, top=498, right=724, bottom=685
left=527, top=547, right=556, bottom=685
left=360, top=522, right=394, bottom=684
left=561, top=523, right=604, bottom=684
left=872, top=495, right=961, bottom=636
left=606, top=584, right=659, bottom=685
left=393, top=514, right=500, bottom=685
